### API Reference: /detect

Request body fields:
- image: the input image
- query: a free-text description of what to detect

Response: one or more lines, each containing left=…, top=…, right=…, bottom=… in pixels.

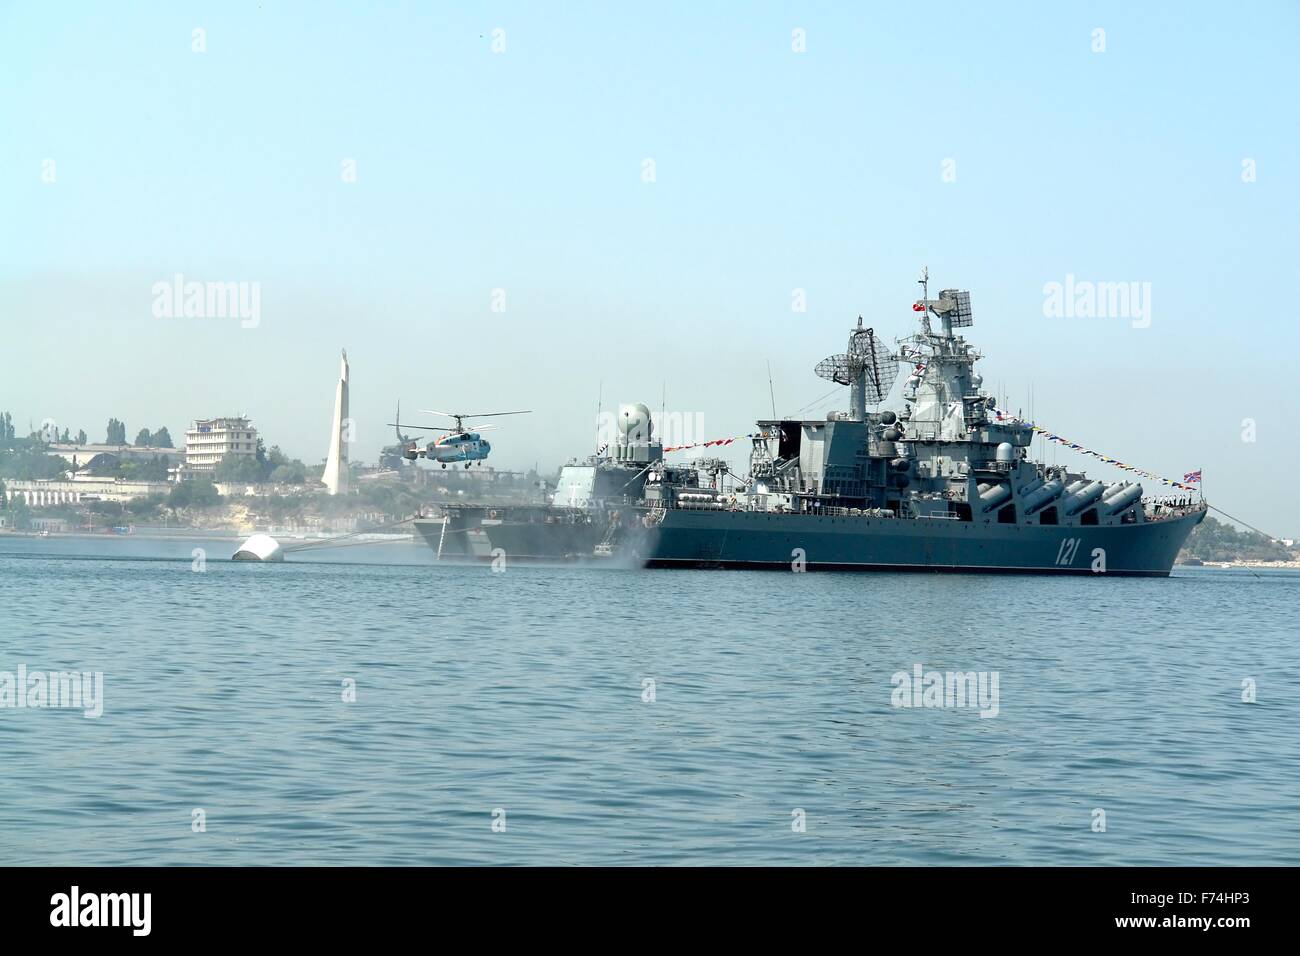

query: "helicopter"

left=387, top=406, right=530, bottom=469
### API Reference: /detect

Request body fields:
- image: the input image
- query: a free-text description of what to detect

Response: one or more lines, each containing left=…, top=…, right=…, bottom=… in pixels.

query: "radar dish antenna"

left=814, top=321, right=900, bottom=405
left=814, top=354, right=853, bottom=386
left=931, top=289, right=973, bottom=328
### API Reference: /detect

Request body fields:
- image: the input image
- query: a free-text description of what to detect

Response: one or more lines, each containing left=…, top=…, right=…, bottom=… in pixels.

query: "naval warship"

left=416, top=275, right=1205, bottom=575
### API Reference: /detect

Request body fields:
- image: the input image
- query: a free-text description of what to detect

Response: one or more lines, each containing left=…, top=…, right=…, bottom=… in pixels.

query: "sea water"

left=1, top=535, right=1296, bottom=865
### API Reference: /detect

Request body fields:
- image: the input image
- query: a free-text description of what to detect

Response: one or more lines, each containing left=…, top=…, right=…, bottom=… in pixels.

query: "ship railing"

left=637, top=498, right=905, bottom=519
left=1141, top=498, right=1204, bottom=521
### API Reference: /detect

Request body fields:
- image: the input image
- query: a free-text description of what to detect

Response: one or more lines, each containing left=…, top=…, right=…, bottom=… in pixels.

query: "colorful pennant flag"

left=992, top=407, right=1200, bottom=491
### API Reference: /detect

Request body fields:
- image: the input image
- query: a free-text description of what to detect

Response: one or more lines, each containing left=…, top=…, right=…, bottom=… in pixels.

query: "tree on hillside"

left=119, top=455, right=171, bottom=481
left=106, top=419, right=127, bottom=444
left=169, top=478, right=221, bottom=509
left=76, top=429, right=87, bottom=445
left=262, top=446, right=310, bottom=484
left=1181, top=516, right=1295, bottom=563
left=0, top=445, right=68, bottom=480
left=8, top=497, right=31, bottom=529
left=213, top=454, right=264, bottom=483
left=153, top=427, right=174, bottom=448
left=134, top=428, right=153, bottom=447
left=270, top=461, right=308, bottom=483
left=126, top=493, right=166, bottom=519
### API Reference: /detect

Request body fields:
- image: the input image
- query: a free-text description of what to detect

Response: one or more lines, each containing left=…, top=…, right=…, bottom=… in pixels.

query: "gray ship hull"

left=414, top=508, right=598, bottom=562
left=641, top=506, right=1205, bottom=576
left=420, top=505, right=1205, bottom=576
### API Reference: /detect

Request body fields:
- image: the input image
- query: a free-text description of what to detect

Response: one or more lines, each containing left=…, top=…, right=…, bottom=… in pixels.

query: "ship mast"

left=917, top=266, right=934, bottom=336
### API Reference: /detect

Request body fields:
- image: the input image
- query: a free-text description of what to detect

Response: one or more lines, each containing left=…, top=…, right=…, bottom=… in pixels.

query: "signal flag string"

left=991, top=407, right=1200, bottom=492
left=665, top=410, right=1202, bottom=495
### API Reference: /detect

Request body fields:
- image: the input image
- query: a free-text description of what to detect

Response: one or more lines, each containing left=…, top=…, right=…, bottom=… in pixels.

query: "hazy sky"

left=3, top=2, right=1298, bottom=533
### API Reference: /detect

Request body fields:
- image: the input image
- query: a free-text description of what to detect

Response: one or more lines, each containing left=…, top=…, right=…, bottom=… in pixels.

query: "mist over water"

left=1, top=538, right=1297, bottom=865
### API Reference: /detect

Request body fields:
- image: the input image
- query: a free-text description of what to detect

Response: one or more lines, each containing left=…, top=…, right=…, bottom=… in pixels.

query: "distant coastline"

left=1180, top=557, right=1300, bottom=570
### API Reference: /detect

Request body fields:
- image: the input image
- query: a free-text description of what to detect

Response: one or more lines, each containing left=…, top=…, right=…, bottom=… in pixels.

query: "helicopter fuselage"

left=402, top=431, right=492, bottom=467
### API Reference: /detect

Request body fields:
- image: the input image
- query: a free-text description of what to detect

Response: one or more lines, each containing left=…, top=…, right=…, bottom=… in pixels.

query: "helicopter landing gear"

left=441, top=463, right=447, bottom=469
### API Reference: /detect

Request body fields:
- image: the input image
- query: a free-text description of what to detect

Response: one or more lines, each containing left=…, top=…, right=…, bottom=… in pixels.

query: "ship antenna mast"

left=917, top=266, right=933, bottom=337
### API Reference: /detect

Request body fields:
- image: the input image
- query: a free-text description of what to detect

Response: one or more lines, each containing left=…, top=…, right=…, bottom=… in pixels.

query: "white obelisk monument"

left=323, top=349, right=349, bottom=495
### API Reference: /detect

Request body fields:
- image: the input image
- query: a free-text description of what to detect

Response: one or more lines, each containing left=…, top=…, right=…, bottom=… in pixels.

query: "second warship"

left=416, top=274, right=1205, bottom=575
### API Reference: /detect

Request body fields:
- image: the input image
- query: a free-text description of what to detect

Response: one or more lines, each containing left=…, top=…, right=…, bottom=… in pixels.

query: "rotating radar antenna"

left=815, top=320, right=900, bottom=405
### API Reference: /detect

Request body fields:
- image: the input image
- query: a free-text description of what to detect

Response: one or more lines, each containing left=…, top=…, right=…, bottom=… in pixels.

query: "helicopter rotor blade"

left=417, top=409, right=530, bottom=420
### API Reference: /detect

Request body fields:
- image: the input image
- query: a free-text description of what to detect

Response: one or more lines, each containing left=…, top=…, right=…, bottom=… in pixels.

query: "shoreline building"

left=47, top=442, right=177, bottom=471
left=2, top=476, right=172, bottom=506
left=322, top=350, right=349, bottom=495
left=183, top=417, right=258, bottom=478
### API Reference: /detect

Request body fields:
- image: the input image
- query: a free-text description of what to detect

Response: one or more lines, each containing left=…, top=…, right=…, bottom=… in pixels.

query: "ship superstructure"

left=417, top=273, right=1205, bottom=574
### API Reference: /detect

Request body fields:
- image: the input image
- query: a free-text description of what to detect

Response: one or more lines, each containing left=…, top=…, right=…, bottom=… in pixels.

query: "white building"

left=47, top=443, right=177, bottom=469
left=2, top=477, right=172, bottom=506
left=184, top=417, right=258, bottom=476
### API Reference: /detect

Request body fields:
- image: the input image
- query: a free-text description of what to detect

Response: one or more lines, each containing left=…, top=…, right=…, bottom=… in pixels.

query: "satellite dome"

left=232, top=533, right=284, bottom=562
left=995, top=442, right=1015, bottom=463
left=618, top=403, right=653, bottom=440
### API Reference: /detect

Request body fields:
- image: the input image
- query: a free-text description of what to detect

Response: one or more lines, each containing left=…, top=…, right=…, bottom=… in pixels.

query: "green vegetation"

left=210, top=444, right=312, bottom=485
left=168, top=478, right=221, bottom=509
left=247, top=482, right=425, bottom=526
left=5, top=497, right=31, bottom=529
left=213, top=454, right=264, bottom=482
left=126, top=493, right=168, bottom=520
left=105, top=418, right=127, bottom=444
left=119, top=456, right=172, bottom=480
left=1179, top=515, right=1296, bottom=563
left=132, top=426, right=174, bottom=448
left=0, top=440, right=68, bottom=480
